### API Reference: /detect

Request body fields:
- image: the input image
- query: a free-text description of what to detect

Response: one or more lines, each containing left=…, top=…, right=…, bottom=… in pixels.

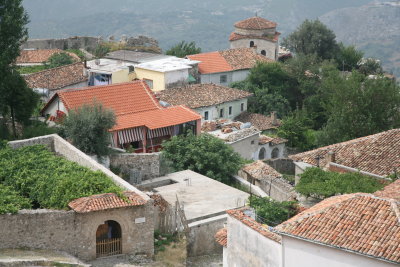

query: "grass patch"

left=17, top=65, right=47, bottom=74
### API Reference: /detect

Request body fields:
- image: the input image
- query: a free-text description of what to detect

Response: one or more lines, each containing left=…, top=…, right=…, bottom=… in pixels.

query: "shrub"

left=249, top=196, right=297, bottom=226
left=296, top=167, right=384, bottom=199
left=0, top=184, right=31, bottom=214
left=0, top=144, right=122, bottom=212
left=46, top=52, right=75, bottom=69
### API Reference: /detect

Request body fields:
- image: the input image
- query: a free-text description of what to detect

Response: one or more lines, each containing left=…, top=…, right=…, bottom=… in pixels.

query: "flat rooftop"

left=86, top=58, right=135, bottom=73
left=147, top=170, right=249, bottom=221
left=105, top=50, right=169, bottom=64
left=208, top=126, right=260, bottom=143
left=136, top=57, right=200, bottom=73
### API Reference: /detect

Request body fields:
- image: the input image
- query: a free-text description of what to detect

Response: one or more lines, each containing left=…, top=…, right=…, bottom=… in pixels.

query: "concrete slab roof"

left=86, top=58, right=135, bottom=73
left=136, top=57, right=200, bottom=73
left=105, top=50, right=169, bottom=64
left=153, top=170, right=249, bottom=221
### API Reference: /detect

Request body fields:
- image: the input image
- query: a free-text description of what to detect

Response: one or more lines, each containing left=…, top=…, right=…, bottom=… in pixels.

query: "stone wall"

left=0, top=204, right=154, bottom=261
left=264, top=158, right=295, bottom=175
left=21, top=36, right=102, bottom=51
left=110, top=152, right=162, bottom=184
left=187, top=214, right=227, bottom=257
left=258, top=177, right=295, bottom=202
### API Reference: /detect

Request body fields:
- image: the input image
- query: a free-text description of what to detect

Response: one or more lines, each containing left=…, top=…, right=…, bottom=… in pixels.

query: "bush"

left=249, top=196, right=297, bottom=226
left=0, top=144, right=122, bottom=212
left=46, top=52, right=75, bottom=69
left=21, top=121, right=58, bottom=139
left=0, top=184, right=31, bottom=214
left=296, top=167, right=384, bottom=199
left=161, top=133, right=243, bottom=183
left=62, top=102, right=116, bottom=157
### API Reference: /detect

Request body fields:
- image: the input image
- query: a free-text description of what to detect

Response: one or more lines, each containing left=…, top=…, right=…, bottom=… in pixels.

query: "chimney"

left=271, top=111, right=278, bottom=125
left=326, top=151, right=335, bottom=164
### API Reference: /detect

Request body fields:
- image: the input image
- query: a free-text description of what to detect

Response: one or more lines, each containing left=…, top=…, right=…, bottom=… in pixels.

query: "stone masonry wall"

left=110, top=152, right=162, bottom=183
left=264, top=158, right=295, bottom=175
left=21, top=36, right=102, bottom=51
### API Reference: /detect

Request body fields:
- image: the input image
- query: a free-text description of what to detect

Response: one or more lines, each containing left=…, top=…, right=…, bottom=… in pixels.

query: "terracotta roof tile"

left=58, top=81, right=162, bottom=115
left=215, top=228, right=227, bottom=247
left=234, top=16, right=277, bottom=30
left=259, top=135, right=287, bottom=145
left=375, top=180, right=400, bottom=201
left=24, top=62, right=87, bottom=90
left=227, top=208, right=282, bottom=243
left=187, top=48, right=272, bottom=74
left=235, top=112, right=281, bottom=131
left=275, top=193, right=400, bottom=263
left=16, top=49, right=80, bottom=64
left=229, top=32, right=281, bottom=43
left=290, top=129, right=400, bottom=176
left=112, top=105, right=201, bottom=131
left=242, top=160, right=282, bottom=180
left=157, top=84, right=252, bottom=109
left=68, top=191, right=147, bottom=213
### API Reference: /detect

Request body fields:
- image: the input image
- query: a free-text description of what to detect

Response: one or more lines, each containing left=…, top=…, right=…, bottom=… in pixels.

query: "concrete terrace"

left=144, top=170, right=249, bottom=221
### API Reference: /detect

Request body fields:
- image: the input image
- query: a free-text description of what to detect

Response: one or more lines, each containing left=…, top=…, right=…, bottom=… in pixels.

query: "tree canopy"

left=282, top=19, right=339, bottom=60
left=161, top=133, right=243, bottom=183
left=165, top=41, right=201, bottom=58
left=62, top=102, right=116, bottom=157
left=46, top=52, right=75, bottom=68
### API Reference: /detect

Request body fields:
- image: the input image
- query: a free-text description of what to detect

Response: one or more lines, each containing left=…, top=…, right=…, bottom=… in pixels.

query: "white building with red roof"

left=229, top=16, right=280, bottom=60
left=42, top=80, right=201, bottom=152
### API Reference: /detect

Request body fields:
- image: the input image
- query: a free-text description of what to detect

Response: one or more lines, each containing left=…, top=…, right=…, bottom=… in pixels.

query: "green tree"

left=46, top=52, right=75, bottom=68
left=335, top=43, right=364, bottom=71
left=0, top=0, right=38, bottom=138
left=94, top=43, right=111, bottom=58
left=249, top=196, right=297, bottom=226
left=358, top=58, right=383, bottom=75
left=62, top=102, right=116, bottom=157
left=282, top=19, right=339, bottom=60
left=316, top=70, right=400, bottom=145
left=161, top=133, right=243, bottom=183
left=166, top=41, right=201, bottom=58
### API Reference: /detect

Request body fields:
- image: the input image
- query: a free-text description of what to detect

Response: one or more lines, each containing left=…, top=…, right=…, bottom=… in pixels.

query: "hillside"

left=321, top=1, right=400, bottom=77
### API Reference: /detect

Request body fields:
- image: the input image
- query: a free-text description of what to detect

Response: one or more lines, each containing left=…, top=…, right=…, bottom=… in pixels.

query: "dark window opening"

left=220, top=108, right=224, bottom=118
left=241, top=103, right=244, bottom=111
left=259, top=147, right=266, bottom=160
left=220, top=75, right=227, bottom=83
left=204, top=111, right=209, bottom=120
left=271, top=147, right=280, bottom=159
left=261, top=50, right=266, bottom=56
left=250, top=41, right=255, bottom=47
left=229, top=106, right=232, bottom=115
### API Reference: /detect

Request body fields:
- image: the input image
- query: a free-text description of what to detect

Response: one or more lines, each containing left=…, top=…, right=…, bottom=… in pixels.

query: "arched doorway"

left=259, top=147, right=266, bottom=160
left=271, top=147, right=280, bottom=159
left=96, top=220, right=122, bottom=258
left=261, top=50, right=266, bottom=56
left=250, top=41, right=255, bottom=47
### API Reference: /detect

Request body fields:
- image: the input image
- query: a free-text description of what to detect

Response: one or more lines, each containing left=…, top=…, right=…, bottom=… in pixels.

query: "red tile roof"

left=259, top=135, right=287, bottom=145
left=235, top=112, right=281, bottom=131
left=57, top=81, right=161, bottom=115
left=290, top=129, right=400, bottom=177
left=68, top=191, right=147, bottom=213
left=215, top=228, right=227, bottom=247
left=187, top=48, right=272, bottom=74
left=242, top=160, right=282, bottom=180
left=229, top=32, right=281, bottom=43
left=16, top=49, right=80, bottom=64
left=227, top=208, right=282, bottom=243
left=374, top=179, right=400, bottom=201
left=275, top=193, right=400, bottom=263
left=112, top=105, right=201, bottom=131
left=234, top=16, right=277, bottom=30
left=24, top=62, right=87, bottom=90
left=43, top=81, right=201, bottom=131
left=157, top=83, right=252, bottom=109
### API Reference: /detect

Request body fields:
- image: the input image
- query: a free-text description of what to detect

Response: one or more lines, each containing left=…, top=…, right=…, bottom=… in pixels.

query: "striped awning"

left=117, top=127, right=144, bottom=144
left=148, top=126, right=173, bottom=139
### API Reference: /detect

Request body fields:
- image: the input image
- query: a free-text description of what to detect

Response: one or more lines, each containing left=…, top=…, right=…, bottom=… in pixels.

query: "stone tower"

left=229, top=16, right=280, bottom=60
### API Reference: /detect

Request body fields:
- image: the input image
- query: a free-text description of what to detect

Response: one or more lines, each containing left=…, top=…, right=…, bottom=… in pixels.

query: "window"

left=128, top=66, right=135, bottom=73
left=261, top=50, right=266, bottom=56
left=259, top=147, right=266, bottom=160
left=144, top=79, right=153, bottom=89
left=204, top=111, right=209, bottom=121
left=251, top=140, right=255, bottom=145
left=241, top=103, right=244, bottom=111
left=229, top=106, right=232, bottom=115
left=219, top=108, right=224, bottom=118
left=220, top=75, right=227, bottom=83
left=250, top=41, right=255, bottom=47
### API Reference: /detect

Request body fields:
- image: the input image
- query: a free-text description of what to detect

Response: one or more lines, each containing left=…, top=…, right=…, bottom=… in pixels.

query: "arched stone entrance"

left=96, top=220, right=122, bottom=258
left=258, top=147, right=266, bottom=160
left=271, top=147, right=280, bottom=159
